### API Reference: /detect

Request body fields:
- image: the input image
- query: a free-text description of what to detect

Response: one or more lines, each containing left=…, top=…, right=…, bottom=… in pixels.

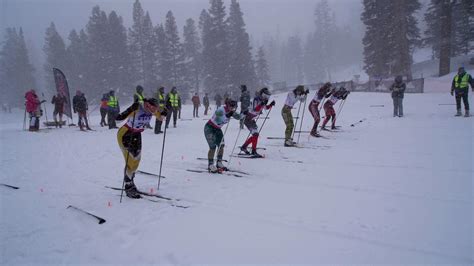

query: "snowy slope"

left=0, top=91, right=473, bottom=264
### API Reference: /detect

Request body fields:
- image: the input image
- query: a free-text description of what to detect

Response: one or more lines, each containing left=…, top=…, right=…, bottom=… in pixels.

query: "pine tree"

left=201, top=0, right=229, bottom=93
left=282, top=35, right=304, bottom=86
left=313, top=0, right=337, bottom=81
left=0, top=27, right=36, bottom=106
left=361, top=0, right=392, bottom=79
left=129, top=0, right=147, bottom=86
left=154, top=23, right=171, bottom=88
left=164, top=10, right=185, bottom=91
left=255, top=46, right=270, bottom=87
left=227, top=0, right=256, bottom=94
left=183, top=18, right=202, bottom=94
left=43, top=22, right=67, bottom=92
left=86, top=6, right=109, bottom=97
left=198, top=9, right=212, bottom=93
left=107, top=11, right=132, bottom=94
left=425, top=0, right=473, bottom=59
left=66, top=29, right=88, bottom=94
left=142, top=12, right=158, bottom=90
left=387, top=0, right=420, bottom=80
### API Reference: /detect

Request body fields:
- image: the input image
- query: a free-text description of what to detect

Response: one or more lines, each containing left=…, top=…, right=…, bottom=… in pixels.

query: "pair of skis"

left=105, top=186, right=189, bottom=208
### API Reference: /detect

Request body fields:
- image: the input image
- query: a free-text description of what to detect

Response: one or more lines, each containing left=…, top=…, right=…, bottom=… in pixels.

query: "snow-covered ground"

left=0, top=91, right=472, bottom=264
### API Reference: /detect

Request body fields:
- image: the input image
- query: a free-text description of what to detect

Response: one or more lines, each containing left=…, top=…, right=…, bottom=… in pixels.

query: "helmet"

left=295, top=85, right=305, bottom=95
left=226, top=98, right=238, bottom=109
left=458, top=67, right=466, bottom=75
left=259, top=87, right=271, bottom=100
left=323, top=82, right=332, bottom=89
left=395, top=75, right=403, bottom=83
left=145, top=98, right=158, bottom=106
left=136, top=85, right=144, bottom=93
left=241, top=85, right=247, bottom=92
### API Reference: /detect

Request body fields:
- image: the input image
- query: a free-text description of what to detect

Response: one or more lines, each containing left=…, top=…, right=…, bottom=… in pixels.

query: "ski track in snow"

left=1, top=92, right=473, bottom=264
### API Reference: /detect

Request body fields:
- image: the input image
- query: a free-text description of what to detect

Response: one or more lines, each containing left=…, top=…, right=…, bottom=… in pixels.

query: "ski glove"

left=269, top=100, right=276, bottom=107
left=450, top=90, right=454, bottom=96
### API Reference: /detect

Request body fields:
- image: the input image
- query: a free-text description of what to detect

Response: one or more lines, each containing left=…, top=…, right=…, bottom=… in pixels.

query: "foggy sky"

left=1, top=0, right=363, bottom=47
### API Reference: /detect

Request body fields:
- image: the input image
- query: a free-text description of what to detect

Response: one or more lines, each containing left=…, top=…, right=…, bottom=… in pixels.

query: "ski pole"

left=291, top=100, right=303, bottom=140
left=120, top=111, right=137, bottom=203
left=23, top=107, right=27, bottom=131
left=157, top=115, right=168, bottom=191
left=337, top=99, right=346, bottom=118
left=215, top=120, right=231, bottom=164
left=296, top=95, right=308, bottom=144
left=257, top=107, right=272, bottom=135
left=41, top=93, right=49, bottom=124
left=227, top=122, right=243, bottom=167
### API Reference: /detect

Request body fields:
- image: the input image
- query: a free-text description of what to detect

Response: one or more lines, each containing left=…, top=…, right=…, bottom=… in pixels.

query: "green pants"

left=281, top=106, right=293, bottom=140
left=204, top=123, right=224, bottom=164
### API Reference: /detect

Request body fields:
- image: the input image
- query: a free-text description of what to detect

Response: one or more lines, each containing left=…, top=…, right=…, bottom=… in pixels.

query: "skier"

left=51, top=92, right=67, bottom=128
left=203, top=93, right=210, bottom=115
left=165, top=87, right=180, bottom=128
left=115, top=98, right=167, bottom=198
left=204, top=98, right=242, bottom=172
left=25, top=89, right=44, bottom=131
left=107, top=90, right=120, bottom=129
left=72, top=90, right=91, bottom=131
left=240, top=87, right=275, bottom=157
left=321, top=87, right=349, bottom=130
left=239, top=85, right=251, bottom=129
left=308, top=82, right=332, bottom=137
left=389, top=75, right=406, bottom=117
left=134, top=85, right=152, bottom=129
left=192, top=93, right=200, bottom=118
left=281, top=85, right=309, bottom=146
left=100, top=93, right=108, bottom=127
left=451, top=67, right=474, bottom=117
left=154, top=87, right=166, bottom=134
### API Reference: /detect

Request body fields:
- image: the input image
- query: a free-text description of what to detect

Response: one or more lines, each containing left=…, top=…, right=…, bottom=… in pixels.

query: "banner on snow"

left=53, top=68, right=73, bottom=119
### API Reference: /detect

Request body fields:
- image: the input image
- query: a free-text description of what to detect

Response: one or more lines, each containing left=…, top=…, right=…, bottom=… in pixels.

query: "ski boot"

left=216, top=160, right=228, bottom=171
left=465, top=110, right=470, bottom=117
left=310, top=131, right=321, bottom=138
left=455, top=109, right=462, bottom=116
left=208, top=164, right=220, bottom=173
left=240, top=146, right=250, bottom=155
left=251, top=149, right=264, bottom=158
left=321, top=126, right=329, bottom=131
left=124, top=180, right=141, bottom=199
left=284, top=139, right=295, bottom=147
left=331, top=125, right=337, bottom=130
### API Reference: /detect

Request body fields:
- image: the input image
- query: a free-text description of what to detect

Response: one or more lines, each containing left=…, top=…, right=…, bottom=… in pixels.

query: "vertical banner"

left=52, top=68, right=72, bottom=119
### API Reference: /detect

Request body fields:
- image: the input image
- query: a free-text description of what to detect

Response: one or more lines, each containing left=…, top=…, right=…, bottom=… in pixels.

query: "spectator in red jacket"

left=25, top=89, right=44, bottom=131
left=191, top=93, right=200, bottom=118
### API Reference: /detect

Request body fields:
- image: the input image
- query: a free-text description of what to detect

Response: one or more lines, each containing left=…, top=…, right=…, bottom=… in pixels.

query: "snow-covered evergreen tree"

left=0, top=27, right=36, bottom=106
left=282, top=35, right=304, bottom=86
left=183, top=18, right=202, bottom=94
left=85, top=6, right=109, bottom=97
left=66, top=29, right=91, bottom=94
left=107, top=11, right=132, bottom=94
left=255, top=46, right=270, bottom=88
left=43, top=22, right=67, bottom=92
left=164, top=10, right=185, bottom=93
left=387, top=0, right=420, bottom=80
left=201, top=0, right=229, bottom=93
left=226, top=0, right=256, bottom=94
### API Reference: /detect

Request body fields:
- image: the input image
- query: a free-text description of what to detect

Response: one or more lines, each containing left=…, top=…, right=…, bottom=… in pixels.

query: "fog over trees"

left=1, top=0, right=473, bottom=106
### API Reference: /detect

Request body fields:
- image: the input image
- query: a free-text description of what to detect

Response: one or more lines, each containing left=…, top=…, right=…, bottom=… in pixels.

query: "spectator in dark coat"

left=389, top=75, right=406, bottom=117
left=73, top=90, right=91, bottom=130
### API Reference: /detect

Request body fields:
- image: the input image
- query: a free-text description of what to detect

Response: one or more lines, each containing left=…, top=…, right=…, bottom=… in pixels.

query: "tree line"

left=1, top=0, right=473, bottom=107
